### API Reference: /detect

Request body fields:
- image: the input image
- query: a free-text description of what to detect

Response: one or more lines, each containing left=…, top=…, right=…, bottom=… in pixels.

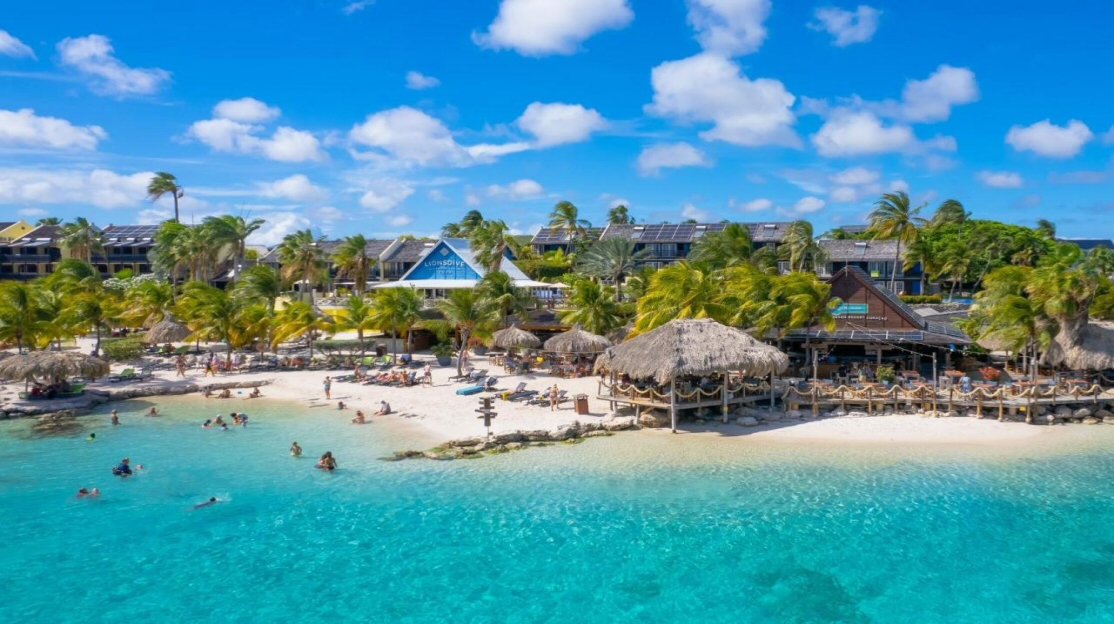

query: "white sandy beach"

left=2, top=338, right=1108, bottom=452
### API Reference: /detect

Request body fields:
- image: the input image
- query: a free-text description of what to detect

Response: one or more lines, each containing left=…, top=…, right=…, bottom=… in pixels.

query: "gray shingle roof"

left=383, top=239, right=434, bottom=263
left=0, top=222, right=15, bottom=231
left=259, top=238, right=396, bottom=264
left=820, top=239, right=903, bottom=261
left=596, top=222, right=791, bottom=244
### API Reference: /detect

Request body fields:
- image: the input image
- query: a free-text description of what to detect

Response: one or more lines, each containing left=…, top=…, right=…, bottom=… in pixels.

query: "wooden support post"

left=976, top=392, right=983, bottom=418
left=812, top=387, right=819, bottom=416
left=670, top=378, right=677, bottom=434
left=769, top=371, right=775, bottom=410
left=840, top=387, right=847, bottom=413
left=722, top=371, right=729, bottom=424
left=998, top=393, right=1005, bottom=421
left=948, top=387, right=954, bottom=413
left=867, top=386, right=873, bottom=415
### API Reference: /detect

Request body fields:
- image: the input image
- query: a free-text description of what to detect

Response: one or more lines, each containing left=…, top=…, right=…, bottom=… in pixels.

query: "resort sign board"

left=831, top=303, right=869, bottom=316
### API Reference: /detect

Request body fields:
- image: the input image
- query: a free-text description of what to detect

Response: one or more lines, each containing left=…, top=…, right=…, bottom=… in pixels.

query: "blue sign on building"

left=832, top=303, right=869, bottom=316
left=404, top=242, right=482, bottom=281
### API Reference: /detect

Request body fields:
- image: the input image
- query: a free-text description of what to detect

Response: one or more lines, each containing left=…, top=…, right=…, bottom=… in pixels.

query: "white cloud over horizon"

left=1006, top=119, right=1093, bottom=158
left=187, top=98, right=325, bottom=162
left=516, top=102, right=607, bottom=147
left=0, top=108, right=107, bottom=150
left=977, top=170, right=1023, bottom=188
left=637, top=142, right=712, bottom=176
left=57, top=34, right=170, bottom=97
left=486, top=178, right=545, bottom=200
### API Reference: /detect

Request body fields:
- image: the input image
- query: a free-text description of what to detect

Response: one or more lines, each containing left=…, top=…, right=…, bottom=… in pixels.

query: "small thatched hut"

left=544, top=324, right=612, bottom=354
left=144, top=314, right=192, bottom=345
left=0, top=351, right=110, bottom=385
left=1043, top=320, right=1114, bottom=371
left=596, top=318, right=789, bottom=432
left=490, top=324, right=541, bottom=351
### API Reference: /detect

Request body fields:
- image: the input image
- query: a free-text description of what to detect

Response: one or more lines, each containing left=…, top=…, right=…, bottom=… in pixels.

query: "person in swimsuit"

left=193, top=497, right=219, bottom=509
left=323, top=376, right=332, bottom=400
left=351, top=410, right=366, bottom=424
left=147, top=407, right=159, bottom=417
left=110, top=410, right=120, bottom=426
left=202, top=419, right=212, bottom=428
left=291, top=441, right=303, bottom=456
left=337, top=401, right=346, bottom=410
left=316, top=451, right=337, bottom=471
left=248, top=387, right=262, bottom=398
left=239, top=414, right=248, bottom=427
left=113, top=458, right=132, bottom=477
left=213, top=415, right=225, bottom=426
left=77, top=487, right=90, bottom=497
left=87, top=433, right=96, bottom=441
left=375, top=401, right=391, bottom=416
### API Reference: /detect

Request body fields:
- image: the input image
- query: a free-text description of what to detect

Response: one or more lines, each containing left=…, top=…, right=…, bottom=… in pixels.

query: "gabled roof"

left=20, top=225, right=60, bottom=240
left=598, top=222, right=791, bottom=244
left=821, top=239, right=903, bottom=261
left=378, top=238, right=558, bottom=289
left=382, top=239, right=433, bottom=263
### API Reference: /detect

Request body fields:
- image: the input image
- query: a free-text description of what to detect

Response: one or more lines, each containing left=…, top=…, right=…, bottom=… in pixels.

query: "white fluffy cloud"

left=247, top=213, right=313, bottom=246
left=213, top=97, right=280, bottom=123
left=809, top=5, right=880, bottom=47
left=473, top=0, right=633, bottom=56
left=830, top=166, right=879, bottom=186
left=187, top=100, right=325, bottom=162
left=386, top=214, right=413, bottom=227
left=57, top=35, right=170, bottom=97
left=359, top=179, right=415, bottom=212
left=19, top=207, right=47, bottom=217
left=342, top=0, right=373, bottom=15
left=811, top=110, right=955, bottom=157
left=405, top=71, right=440, bottom=90
left=259, top=174, right=328, bottom=203
left=898, top=65, right=979, bottom=123
left=0, top=30, right=35, bottom=58
left=486, top=178, right=544, bottom=200
left=647, top=53, right=798, bottom=147
left=428, top=189, right=448, bottom=202
left=737, top=198, right=772, bottom=212
left=681, top=203, right=714, bottom=221
left=0, top=108, right=107, bottom=150
left=349, top=106, right=528, bottom=167
left=792, top=196, right=826, bottom=214
left=0, top=167, right=153, bottom=208
left=516, top=102, right=607, bottom=147
left=687, top=0, right=771, bottom=56
left=1006, top=119, right=1093, bottom=158
left=977, top=170, right=1023, bottom=188
left=637, top=142, right=712, bottom=176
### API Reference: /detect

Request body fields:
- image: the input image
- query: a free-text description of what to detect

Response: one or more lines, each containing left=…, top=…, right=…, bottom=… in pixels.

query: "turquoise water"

left=4, top=400, right=1114, bottom=622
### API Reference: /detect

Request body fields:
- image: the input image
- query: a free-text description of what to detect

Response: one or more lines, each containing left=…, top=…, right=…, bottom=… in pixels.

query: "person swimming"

left=193, top=496, right=219, bottom=509
left=77, top=487, right=101, bottom=498
left=221, top=424, right=230, bottom=431
left=112, top=458, right=132, bottom=477
left=213, top=415, right=225, bottom=426
left=337, top=401, right=346, bottom=410
left=77, top=487, right=89, bottom=497
left=239, top=414, right=248, bottom=427
left=146, top=407, right=160, bottom=417
left=87, top=433, right=96, bottom=441
left=231, top=412, right=241, bottom=425
left=316, top=451, right=337, bottom=471
left=202, top=419, right=212, bottom=428
left=290, top=441, right=302, bottom=456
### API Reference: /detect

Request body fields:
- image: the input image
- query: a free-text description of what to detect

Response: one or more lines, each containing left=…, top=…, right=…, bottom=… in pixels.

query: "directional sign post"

left=475, top=397, right=497, bottom=438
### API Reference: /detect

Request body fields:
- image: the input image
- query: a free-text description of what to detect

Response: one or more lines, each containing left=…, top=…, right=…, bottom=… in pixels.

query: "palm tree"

left=607, top=204, right=634, bottom=225
left=577, top=238, right=649, bottom=301
left=369, top=287, right=425, bottom=357
left=178, top=283, right=251, bottom=365
left=203, top=215, right=264, bottom=285
left=441, top=210, right=486, bottom=238
left=1035, top=219, right=1056, bottom=239
left=558, top=277, right=624, bottom=335
left=35, top=217, right=61, bottom=226
left=150, top=221, right=190, bottom=289
left=0, top=282, right=49, bottom=352
left=122, top=280, right=174, bottom=328
left=931, top=199, right=969, bottom=230
left=278, top=229, right=326, bottom=304
left=477, top=271, right=534, bottom=328
left=868, top=192, right=928, bottom=291
left=59, top=217, right=105, bottom=264
left=431, top=289, right=497, bottom=375
left=336, top=294, right=378, bottom=356
left=63, top=292, right=122, bottom=357
left=689, top=223, right=752, bottom=270
left=766, top=272, right=839, bottom=368
left=1086, top=246, right=1114, bottom=276
left=237, top=264, right=284, bottom=314
left=938, top=242, right=973, bottom=299
left=634, top=262, right=726, bottom=332
left=332, top=235, right=376, bottom=295
left=271, top=301, right=333, bottom=358
left=549, top=201, right=591, bottom=242
left=780, top=220, right=827, bottom=273
left=146, top=172, right=184, bottom=223
left=470, top=219, right=511, bottom=272
left=1028, top=245, right=1101, bottom=349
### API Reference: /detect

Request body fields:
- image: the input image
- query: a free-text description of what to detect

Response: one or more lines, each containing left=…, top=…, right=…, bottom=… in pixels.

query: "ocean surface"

left=3, top=397, right=1114, bottom=623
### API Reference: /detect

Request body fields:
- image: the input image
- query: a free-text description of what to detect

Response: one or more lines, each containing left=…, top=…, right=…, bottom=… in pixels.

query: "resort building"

left=530, top=222, right=791, bottom=270
left=373, top=238, right=561, bottom=302
left=780, top=266, right=969, bottom=380
left=0, top=225, right=62, bottom=280
left=0, top=223, right=159, bottom=280
left=0, top=220, right=34, bottom=243
left=818, top=239, right=924, bottom=295
left=95, top=225, right=158, bottom=276
left=1057, top=238, right=1114, bottom=252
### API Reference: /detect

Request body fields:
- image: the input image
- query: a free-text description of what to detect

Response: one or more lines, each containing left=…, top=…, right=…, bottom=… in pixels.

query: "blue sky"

left=1, top=0, right=1113, bottom=244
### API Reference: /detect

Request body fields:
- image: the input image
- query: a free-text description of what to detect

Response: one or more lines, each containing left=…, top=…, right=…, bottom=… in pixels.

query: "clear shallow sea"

left=4, top=398, right=1114, bottom=623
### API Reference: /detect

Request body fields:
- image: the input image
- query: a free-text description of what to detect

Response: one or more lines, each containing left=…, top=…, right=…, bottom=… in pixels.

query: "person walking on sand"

left=549, top=383, right=560, bottom=411
left=175, top=355, right=187, bottom=377
left=323, top=376, right=332, bottom=400
left=423, top=363, right=432, bottom=386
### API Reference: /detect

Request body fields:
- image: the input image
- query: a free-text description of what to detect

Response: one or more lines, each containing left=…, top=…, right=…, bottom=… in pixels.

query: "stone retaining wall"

left=0, top=380, right=271, bottom=419
left=387, top=416, right=640, bottom=461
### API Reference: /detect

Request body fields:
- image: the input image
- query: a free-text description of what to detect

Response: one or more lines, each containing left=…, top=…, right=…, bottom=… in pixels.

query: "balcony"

left=3, top=254, right=51, bottom=263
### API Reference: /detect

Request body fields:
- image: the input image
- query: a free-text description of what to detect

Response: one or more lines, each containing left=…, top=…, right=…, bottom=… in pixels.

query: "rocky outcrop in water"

left=0, top=380, right=271, bottom=419
left=386, top=416, right=639, bottom=461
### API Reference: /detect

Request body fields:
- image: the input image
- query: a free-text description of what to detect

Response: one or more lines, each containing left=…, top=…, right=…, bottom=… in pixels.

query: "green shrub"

left=900, top=294, right=944, bottom=304
left=101, top=337, right=146, bottom=362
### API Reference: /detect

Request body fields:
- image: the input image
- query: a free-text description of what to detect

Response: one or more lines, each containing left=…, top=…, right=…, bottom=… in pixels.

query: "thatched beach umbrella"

left=0, top=351, right=110, bottom=386
left=544, top=323, right=612, bottom=354
left=144, top=314, right=192, bottom=345
left=1042, top=320, right=1114, bottom=371
left=490, top=324, right=541, bottom=350
left=595, top=318, right=789, bottom=432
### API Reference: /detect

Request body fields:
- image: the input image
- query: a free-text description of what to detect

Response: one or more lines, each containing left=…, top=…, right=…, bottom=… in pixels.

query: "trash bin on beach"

left=574, top=394, right=589, bottom=415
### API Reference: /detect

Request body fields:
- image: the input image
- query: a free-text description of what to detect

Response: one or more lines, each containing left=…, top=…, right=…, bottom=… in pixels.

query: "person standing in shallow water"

left=290, top=441, right=302, bottom=456
left=110, top=410, right=119, bottom=425
left=316, top=451, right=336, bottom=471
left=323, top=376, right=332, bottom=400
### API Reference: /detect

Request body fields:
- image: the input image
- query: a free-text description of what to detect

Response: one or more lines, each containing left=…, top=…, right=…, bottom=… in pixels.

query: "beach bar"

left=595, top=318, right=789, bottom=432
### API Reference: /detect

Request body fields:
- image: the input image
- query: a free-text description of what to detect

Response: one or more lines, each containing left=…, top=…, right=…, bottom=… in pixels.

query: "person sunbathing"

left=374, top=401, right=391, bottom=416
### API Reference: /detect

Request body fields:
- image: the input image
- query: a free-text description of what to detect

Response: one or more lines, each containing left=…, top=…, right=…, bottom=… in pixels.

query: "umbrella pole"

left=670, top=378, right=677, bottom=434
left=722, top=369, right=728, bottom=423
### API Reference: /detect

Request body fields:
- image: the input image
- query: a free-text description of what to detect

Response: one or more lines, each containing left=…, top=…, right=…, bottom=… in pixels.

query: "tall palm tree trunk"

left=173, top=193, right=180, bottom=224
left=891, top=240, right=901, bottom=292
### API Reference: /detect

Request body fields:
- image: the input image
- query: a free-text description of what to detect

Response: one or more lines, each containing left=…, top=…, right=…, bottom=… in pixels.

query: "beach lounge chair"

left=456, top=384, right=485, bottom=396
left=500, top=382, right=527, bottom=400
left=109, top=368, right=139, bottom=383
left=529, top=389, right=567, bottom=406
left=509, top=389, right=539, bottom=402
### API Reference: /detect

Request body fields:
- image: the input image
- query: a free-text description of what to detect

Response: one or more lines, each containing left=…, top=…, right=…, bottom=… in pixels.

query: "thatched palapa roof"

left=595, top=318, right=789, bottom=384
left=0, top=351, right=110, bottom=382
left=976, top=331, right=1017, bottom=353
left=544, top=323, right=611, bottom=354
left=490, top=324, right=541, bottom=349
left=1042, top=320, right=1114, bottom=371
left=144, top=314, right=192, bottom=344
